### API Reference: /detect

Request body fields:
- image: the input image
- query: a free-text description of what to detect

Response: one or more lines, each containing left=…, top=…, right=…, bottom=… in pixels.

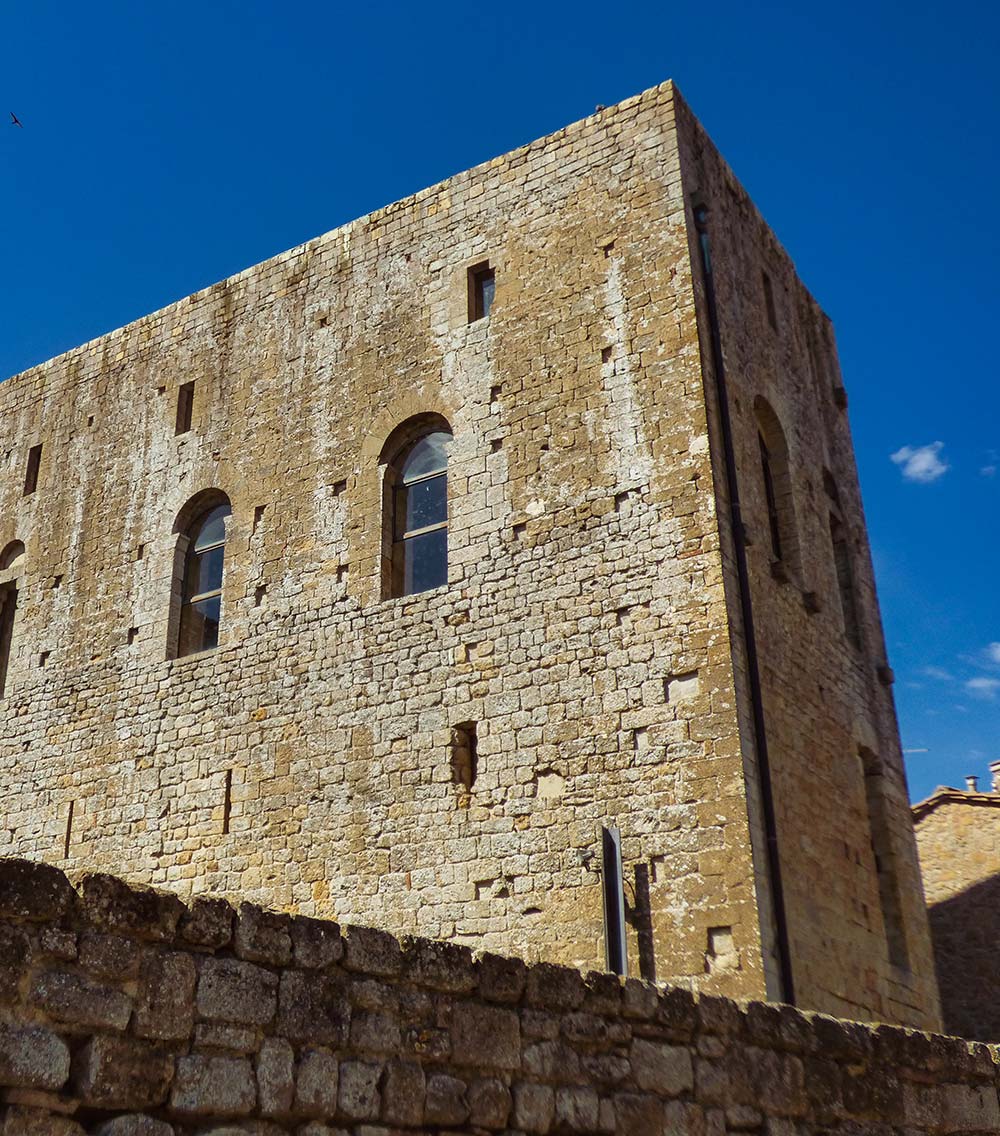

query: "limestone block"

left=402, top=937, right=475, bottom=993
left=424, top=1072, right=469, bottom=1126
left=476, top=952, right=527, bottom=1004
left=613, top=1091, right=665, bottom=1136
left=234, top=903, right=291, bottom=966
left=631, top=1039, right=694, bottom=1095
left=0, top=860, right=76, bottom=922
left=78, top=933, right=142, bottom=980
left=0, top=1025, right=70, bottom=1090
left=135, top=951, right=197, bottom=1039
left=290, top=915, right=343, bottom=970
left=256, top=1037, right=294, bottom=1116
left=513, top=1081, right=555, bottom=1133
left=554, top=1084, right=599, bottom=1131
left=0, top=1105, right=86, bottom=1135
left=276, top=970, right=348, bottom=1044
left=468, top=1076, right=512, bottom=1129
left=74, top=1034, right=174, bottom=1109
left=29, top=969, right=131, bottom=1030
left=197, top=958, right=277, bottom=1026
left=179, top=897, right=234, bottom=950
left=93, top=1115, right=175, bottom=1136
left=0, top=924, right=31, bottom=1001
left=293, top=1047, right=338, bottom=1116
left=343, top=926, right=402, bottom=978
left=450, top=1002, right=520, bottom=1070
left=381, top=1059, right=425, bottom=1126
left=170, top=1054, right=256, bottom=1116
left=336, top=1060, right=381, bottom=1121
left=79, top=874, right=184, bottom=942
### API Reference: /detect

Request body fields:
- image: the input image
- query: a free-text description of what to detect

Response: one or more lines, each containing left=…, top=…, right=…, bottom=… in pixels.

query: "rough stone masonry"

left=0, top=858, right=997, bottom=1135
left=0, top=79, right=940, bottom=1030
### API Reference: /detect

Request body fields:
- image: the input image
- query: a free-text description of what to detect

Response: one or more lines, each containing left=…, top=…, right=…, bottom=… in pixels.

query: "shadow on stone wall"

left=930, top=872, right=1000, bottom=1042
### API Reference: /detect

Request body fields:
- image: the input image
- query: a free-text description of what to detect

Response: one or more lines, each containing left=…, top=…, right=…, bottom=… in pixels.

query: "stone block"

left=74, top=1035, right=174, bottom=1109
left=197, top=958, right=277, bottom=1026
left=294, top=1047, right=339, bottom=1116
left=170, top=1054, right=256, bottom=1116
left=291, top=915, right=343, bottom=969
left=554, top=1084, right=599, bottom=1131
left=256, top=1037, right=294, bottom=1116
left=337, top=1060, right=382, bottom=1121
left=29, top=969, right=131, bottom=1030
left=178, top=896, right=234, bottom=949
left=276, top=970, right=348, bottom=1044
left=343, top=926, right=402, bottom=978
left=450, top=1002, right=520, bottom=1070
left=234, top=903, right=292, bottom=966
left=0, top=924, right=31, bottom=1001
left=135, top=951, right=197, bottom=1039
left=425, top=1073, right=469, bottom=1126
left=614, top=1091, right=664, bottom=1136
left=94, top=1116, right=175, bottom=1136
left=194, top=1023, right=259, bottom=1053
left=0, top=859, right=77, bottom=922
left=381, top=1059, right=424, bottom=1127
left=402, top=937, right=475, bottom=993
left=79, top=874, right=184, bottom=942
left=0, top=1025, right=70, bottom=1089
left=525, top=962, right=586, bottom=1011
left=0, top=1105, right=86, bottom=1134
left=78, top=933, right=142, bottom=980
left=512, top=1082, right=555, bottom=1133
left=350, top=1010, right=401, bottom=1053
left=631, top=1038, right=693, bottom=1095
left=468, top=1077, right=512, bottom=1129
left=476, top=952, right=527, bottom=1004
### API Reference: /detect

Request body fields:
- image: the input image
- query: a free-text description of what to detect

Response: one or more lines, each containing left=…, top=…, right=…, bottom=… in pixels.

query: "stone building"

left=0, top=80, right=940, bottom=1030
left=913, top=762, right=1000, bottom=1040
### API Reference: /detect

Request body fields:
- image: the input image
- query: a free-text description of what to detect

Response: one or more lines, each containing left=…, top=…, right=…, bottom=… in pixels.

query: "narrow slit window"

left=24, top=445, right=42, bottom=496
left=762, top=270, right=778, bottom=331
left=861, top=750, right=910, bottom=970
left=176, top=500, right=231, bottom=656
left=451, top=721, right=478, bottom=800
left=830, top=514, right=862, bottom=647
left=468, top=262, right=495, bottom=322
left=0, top=584, right=17, bottom=698
left=758, top=433, right=783, bottom=562
left=175, top=382, right=195, bottom=435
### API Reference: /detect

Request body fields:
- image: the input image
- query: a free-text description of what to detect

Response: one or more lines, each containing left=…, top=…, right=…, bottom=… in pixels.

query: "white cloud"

left=921, top=665, right=955, bottom=682
left=987, top=643, right=1000, bottom=665
left=890, top=441, right=949, bottom=483
left=966, top=677, right=1000, bottom=699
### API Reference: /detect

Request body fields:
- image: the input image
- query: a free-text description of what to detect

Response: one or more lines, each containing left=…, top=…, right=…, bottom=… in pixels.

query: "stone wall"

left=0, top=859, right=995, bottom=1136
left=913, top=788, right=1000, bottom=1041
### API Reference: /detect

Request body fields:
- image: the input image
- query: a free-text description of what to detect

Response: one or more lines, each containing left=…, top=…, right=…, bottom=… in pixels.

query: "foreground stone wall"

left=913, top=788, right=1000, bottom=1041
left=0, top=860, right=995, bottom=1136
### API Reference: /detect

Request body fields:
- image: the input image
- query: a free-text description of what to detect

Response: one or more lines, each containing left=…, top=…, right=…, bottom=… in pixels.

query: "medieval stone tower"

left=0, top=81, right=941, bottom=1031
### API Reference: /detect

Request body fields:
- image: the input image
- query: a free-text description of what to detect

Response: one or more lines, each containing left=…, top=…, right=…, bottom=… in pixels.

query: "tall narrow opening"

left=23, top=445, right=42, bottom=496
left=175, top=381, right=195, bottom=435
left=860, top=749, right=910, bottom=971
left=467, top=261, right=495, bottom=322
left=0, top=584, right=17, bottom=699
left=753, top=398, right=800, bottom=576
left=830, top=513, right=862, bottom=648
left=450, top=721, right=478, bottom=804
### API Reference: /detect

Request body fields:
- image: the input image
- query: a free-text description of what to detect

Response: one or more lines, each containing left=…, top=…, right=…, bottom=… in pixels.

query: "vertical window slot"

left=175, top=382, right=195, bottom=435
left=468, top=261, right=495, bottom=323
left=24, top=445, right=42, bottom=496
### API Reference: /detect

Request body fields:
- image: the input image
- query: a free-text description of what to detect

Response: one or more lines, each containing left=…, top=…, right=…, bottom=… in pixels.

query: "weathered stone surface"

left=75, top=1035, right=174, bottom=1109
left=78, top=933, right=142, bottom=980
left=178, top=897, right=234, bottom=949
left=513, top=1082, right=555, bottom=1134
left=0, top=860, right=76, bottom=922
left=29, top=969, right=131, bottom=1029
left=93, top=1115, right=175, bottom=1136
left=170, top=1055, right=256, bottom=1116
left=450, top=1002, right=520, bottom=1070
left=79, top=875, right=184, bottom=942
left=291, top=915, right=343, bottom=970
left=554, top=1084, right=599, bottom=1131
left=293, top=1048, right=338, bottom=1117
left=234, top=904, right=291, bottom=967
left=0, top=1105, right=86, bottom=1134
left=337, top=1060, right=382, bottom=1121
left=197, top=958, right=277, bottom=1026
left=424, top=1073, right=468, bottom=1126
left=276, top=970, right=348, bottom=1044
left=468, top=1077, right=512, bottom=1129
left=136, top=951, right=197, bottom=1040
left=477, top=952, right=527, bottom=1004
left=631, top=1038, right=694, bottom=1096
left=255, top=1037, right=293, bottom=1116
left=0, top=924, right=31, bottom=1001
left=0, top=1025, right=70, bottom=1089
left=343, top=927, right=402, bottom=978
left=381, top=1059, right=424, bottom=1127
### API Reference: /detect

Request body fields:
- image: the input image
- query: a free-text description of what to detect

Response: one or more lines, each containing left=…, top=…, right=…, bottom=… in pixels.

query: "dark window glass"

left=389, top=428, right=452, bottom=597
left=403, top=528, right=448, bottom=594
left=177, top=502, right=230, bottom=656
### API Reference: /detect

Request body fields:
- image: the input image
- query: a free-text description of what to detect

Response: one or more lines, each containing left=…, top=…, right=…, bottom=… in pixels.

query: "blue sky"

left=3, top=2, right=998, bottom=801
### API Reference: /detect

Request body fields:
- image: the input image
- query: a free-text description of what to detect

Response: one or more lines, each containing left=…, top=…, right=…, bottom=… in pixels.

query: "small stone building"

left=0, top=80, right=941, bottom=1030
left=913, top=762, right=1000, bottom=1040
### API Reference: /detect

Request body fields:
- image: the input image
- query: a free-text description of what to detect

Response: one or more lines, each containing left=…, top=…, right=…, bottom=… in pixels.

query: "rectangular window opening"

left=127, top=626, right=138, bottom=645
left=762, top=270, right=778, bottom=331
left=24, top=444, right=42, bottom=496
left=222, top=768, right=233, bottom=834
left=253, top=505, right=266, bottom=533
left=860, top=750, right=910, bottom=971
left=830, top=515, right=862, bottom=648
left=451, top=722, right=478, bottom=802
left=63, top=800, right=75, bottom=860
left=175, top=381, right=195, bottom=435
left=0, top=585, right=16, bottom=699
left=468, top=262, right=495, bottom=323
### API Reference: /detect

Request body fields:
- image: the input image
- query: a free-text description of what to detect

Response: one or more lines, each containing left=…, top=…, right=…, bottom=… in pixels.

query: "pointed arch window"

left=172, top=497, right=232, bottom=657
left=753, top=398, right=800, bottom=578
left=383, top=421, right=453, bottom=598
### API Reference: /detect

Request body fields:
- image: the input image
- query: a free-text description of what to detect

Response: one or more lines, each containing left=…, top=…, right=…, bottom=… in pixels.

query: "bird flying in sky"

left=10, top=112, right=23, bottom=128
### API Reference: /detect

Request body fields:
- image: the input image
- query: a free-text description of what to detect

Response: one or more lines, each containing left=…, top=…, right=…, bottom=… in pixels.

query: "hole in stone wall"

left=489, top=385, right=502, bottom=405
left=332, top=479, right=348, bottom=496
left=222, top=769, right=233, bottom=835
left=490, top=438, right=502, bottom=453
left=253, top=505, right=266, bottom=532
left=175, top=382, right=195, bottom=435
left=39, top=650, right=50, bottom=667
left=337, top=564, right=348, bottom=584
left=254, top=585, right=267, bottom=607
left=665, top=670, right=700, bottom=702
left=87, top=415, right=95, bottom=427
left=601, top=346, right=613, bottom=364
left=706, top=925, right=739, bottom=973
left=762, top=270, right=778, bottom=331
left=512, top=523, right=527, bottom=540
left=602, top=241, right=616, bottom=257
left=52, top=574, right=63, bottom=589
left=127, top=627, right=138, bottom=645
left=23, top=445, right=42, bottom=496
left=451, top=722, right=478, bottom=802
left=136, top=544, right=145, bottom=561
left=63, top=800, right=74, bottom=860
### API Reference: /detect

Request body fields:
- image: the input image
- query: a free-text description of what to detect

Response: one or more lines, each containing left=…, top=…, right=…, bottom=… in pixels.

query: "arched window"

left=382, top=419, right=453, bottom=598
left=171, top=495, right=232, bottom=657
left=0, top=540, right=25, bottom=698
left=754, top=398, right=799, bottom=577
